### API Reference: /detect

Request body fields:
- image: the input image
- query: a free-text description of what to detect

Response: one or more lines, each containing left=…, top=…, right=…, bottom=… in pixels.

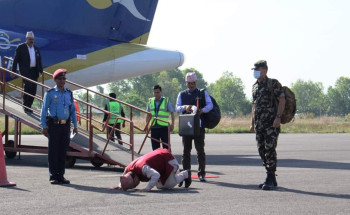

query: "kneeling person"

left=115, top=148, right=192, bottom=191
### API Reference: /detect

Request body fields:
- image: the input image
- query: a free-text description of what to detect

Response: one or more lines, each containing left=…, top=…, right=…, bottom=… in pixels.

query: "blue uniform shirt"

left=40, top=86, right=77, bottom=129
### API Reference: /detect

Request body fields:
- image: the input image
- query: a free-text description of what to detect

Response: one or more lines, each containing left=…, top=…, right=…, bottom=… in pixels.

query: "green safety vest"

left=149, top=97, right=170, bottom=127
left=107, top=101, right=123, bottom=124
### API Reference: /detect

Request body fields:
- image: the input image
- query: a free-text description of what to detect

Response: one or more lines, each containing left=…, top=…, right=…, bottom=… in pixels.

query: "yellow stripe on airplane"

left=5, top=34, right=149, bottom=92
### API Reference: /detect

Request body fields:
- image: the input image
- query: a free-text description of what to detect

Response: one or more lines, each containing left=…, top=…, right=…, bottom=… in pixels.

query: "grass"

left=1, top=114, right=350, bottom=135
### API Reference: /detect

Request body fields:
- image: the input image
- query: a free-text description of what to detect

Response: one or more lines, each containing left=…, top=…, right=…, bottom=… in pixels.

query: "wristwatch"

left=276, top=114, right=281, bottom=118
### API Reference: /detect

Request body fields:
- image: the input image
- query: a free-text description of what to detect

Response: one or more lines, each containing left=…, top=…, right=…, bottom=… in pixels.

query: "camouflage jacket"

left=252, top=76, right=284, bottom=129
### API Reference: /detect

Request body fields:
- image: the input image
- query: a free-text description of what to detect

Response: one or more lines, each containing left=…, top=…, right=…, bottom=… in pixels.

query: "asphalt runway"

left=1, top=134, right=350, bottom=215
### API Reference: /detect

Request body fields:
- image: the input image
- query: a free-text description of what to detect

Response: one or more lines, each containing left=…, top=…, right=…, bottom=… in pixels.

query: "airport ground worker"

left=103, top=93, right=125, bottom=145
left=12, top=31, right=43, bottom=113
left=113, top=148, right=191, bottom=191
left=175, top=72, right=213, bottom=184
left=250, top=60, right=286, bottom=190
left=146, top=85, right=175, bottom=150
left=40, top=69, right=78, bottom=185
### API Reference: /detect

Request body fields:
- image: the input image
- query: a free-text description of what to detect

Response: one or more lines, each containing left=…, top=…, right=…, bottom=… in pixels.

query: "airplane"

left=0, top=0, right=184, bottom=94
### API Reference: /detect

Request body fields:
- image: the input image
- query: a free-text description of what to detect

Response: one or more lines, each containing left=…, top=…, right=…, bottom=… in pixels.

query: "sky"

left=147, top=0, right=350, bottom=97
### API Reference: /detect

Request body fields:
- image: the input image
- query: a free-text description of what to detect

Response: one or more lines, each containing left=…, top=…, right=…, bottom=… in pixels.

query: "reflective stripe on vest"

left=149, top=97, right=170, bottom=126
left=107, top=101, right=123, bottom=124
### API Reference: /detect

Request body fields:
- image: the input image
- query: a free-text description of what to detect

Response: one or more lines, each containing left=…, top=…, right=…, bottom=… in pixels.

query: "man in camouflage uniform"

left=250, top=60, right=286, bottom=190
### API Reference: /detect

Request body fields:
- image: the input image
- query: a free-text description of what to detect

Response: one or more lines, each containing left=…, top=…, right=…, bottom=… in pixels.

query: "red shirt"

left=125, top=148, right=174, bottom=184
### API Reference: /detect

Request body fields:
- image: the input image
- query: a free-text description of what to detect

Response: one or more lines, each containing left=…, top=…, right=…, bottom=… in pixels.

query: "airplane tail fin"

left=0, top=0, right=158, bottom=45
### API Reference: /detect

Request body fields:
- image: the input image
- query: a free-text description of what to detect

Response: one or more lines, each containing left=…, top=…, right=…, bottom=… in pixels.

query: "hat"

left=26, top=31, right=34, bottom=38
left=185, top=72, right=197, bottom=82
left=53, top=69, right=67, bottom=79
left=120, top=172, right=135, bottom=191
left=252, top=60, right=268, bottom=70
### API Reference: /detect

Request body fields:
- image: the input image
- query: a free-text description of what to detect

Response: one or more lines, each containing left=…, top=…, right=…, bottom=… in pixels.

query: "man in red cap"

left=40, top=69, right=78, bottom=185
left=113, top=148, right=191, bottom=191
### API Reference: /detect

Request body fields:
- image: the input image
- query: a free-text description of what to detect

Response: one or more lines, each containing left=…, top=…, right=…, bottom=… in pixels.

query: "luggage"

left=200, top=89, right=221, bottom=129
left=178, top=114, right=200, bottom=136
left=268, top=79, right=297, bottom=124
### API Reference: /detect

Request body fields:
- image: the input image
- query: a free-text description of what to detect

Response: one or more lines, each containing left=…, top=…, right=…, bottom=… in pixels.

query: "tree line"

left=74, top=68, right=350, bottom=117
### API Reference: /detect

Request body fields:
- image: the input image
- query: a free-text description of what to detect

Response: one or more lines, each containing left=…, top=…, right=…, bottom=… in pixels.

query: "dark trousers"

left=48, top=123, right=70, bottom=180
left=23, top=70, right=38, bottom=110
left=151, top=126, right=169, bottom=150
left=108, top=123, right=122, bottom=144
left=182, top=127, right=206, bottom=176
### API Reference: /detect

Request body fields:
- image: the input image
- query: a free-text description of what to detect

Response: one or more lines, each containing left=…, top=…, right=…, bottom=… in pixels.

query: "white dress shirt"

left=27, top=44, right=36, bottom=68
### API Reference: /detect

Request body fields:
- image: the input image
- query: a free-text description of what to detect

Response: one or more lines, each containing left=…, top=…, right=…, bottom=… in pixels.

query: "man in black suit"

left=12, top=31, right=43, bottom=113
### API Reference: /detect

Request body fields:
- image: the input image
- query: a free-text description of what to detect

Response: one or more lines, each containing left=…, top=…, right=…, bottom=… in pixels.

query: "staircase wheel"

left=65, top=156, right=76, bottom=168
left=4, top=140, right=17, bottom=159
left=91, top=157, right=104, bottom=168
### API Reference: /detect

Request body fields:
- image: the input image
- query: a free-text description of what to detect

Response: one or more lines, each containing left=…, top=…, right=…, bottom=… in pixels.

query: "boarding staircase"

left=0, top=56, right=170, bottom=168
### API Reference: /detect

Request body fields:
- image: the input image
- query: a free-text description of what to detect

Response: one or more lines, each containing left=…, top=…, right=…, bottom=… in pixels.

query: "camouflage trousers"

left=256, top=127, right=280, bottom=172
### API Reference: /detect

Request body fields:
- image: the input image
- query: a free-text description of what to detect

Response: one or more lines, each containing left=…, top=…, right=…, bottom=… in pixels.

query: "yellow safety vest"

left=107, top=101, right=123, bottom=124
left=149, top=97, right=170, bottom=127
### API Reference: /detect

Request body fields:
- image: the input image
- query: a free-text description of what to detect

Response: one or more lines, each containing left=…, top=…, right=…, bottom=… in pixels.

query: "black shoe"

left=59, top=177, right=70, bottom=184
left=184, top=170, right=192, bottom=188
left=259, top=180, right=277, bottom=189
left=262, top=182, right=274, bottom=190
left=261, top=172, right=277, bottom=190
left=198, top=174, right=207, bottom=182
left=50, top=179, right=61, bottom=185
left=24, top=109, right=33, bottom=114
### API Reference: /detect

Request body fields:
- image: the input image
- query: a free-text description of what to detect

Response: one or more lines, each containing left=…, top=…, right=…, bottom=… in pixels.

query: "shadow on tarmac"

left=4, top=154, right=124, bottom=172
left=174, top=155, right=350, bottom=171
left=5, top=154, right=350, bottom=171
left=207, top=181, right=350, bottom=200
left=64, top=184, right=199, bottom=195
left=0, top=186, right=31, bottom=192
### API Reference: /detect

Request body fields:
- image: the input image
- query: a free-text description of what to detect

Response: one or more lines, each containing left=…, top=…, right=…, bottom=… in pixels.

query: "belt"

left=30, top=67, right=36, bottom=69
left=52, top=119, right=67, bottom=125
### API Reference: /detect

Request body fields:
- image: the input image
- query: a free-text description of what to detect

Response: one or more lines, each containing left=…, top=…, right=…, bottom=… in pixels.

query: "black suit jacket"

left=12, top=43, right=43, bottom=79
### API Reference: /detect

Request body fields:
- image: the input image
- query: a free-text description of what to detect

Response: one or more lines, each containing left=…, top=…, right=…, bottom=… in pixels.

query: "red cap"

left=53, top=69, right=67, bottom=79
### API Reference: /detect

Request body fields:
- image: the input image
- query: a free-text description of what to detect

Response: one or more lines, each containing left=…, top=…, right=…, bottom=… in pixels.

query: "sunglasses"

left=56, top=77, right=66, bottom=81
left=187, top=82, right=196, bottom=85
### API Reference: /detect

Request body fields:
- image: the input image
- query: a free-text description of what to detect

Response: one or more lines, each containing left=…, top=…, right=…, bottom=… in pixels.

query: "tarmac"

left=1, top=133, right=350, bottom=215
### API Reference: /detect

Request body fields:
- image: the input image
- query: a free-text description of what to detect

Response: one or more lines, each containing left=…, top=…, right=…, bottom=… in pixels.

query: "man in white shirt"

left=113, top=148, right=191, bottom=191
left=12, top=31, right=43, bottom=113
left=175, top=72, right=213, bottom=184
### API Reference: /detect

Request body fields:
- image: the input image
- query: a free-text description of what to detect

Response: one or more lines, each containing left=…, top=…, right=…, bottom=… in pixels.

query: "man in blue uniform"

left=40, top=69, right=78, bottom=185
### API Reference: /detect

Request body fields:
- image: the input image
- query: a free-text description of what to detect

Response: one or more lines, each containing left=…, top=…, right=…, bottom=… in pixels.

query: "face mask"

left=253, top=70, right=261, bottom=79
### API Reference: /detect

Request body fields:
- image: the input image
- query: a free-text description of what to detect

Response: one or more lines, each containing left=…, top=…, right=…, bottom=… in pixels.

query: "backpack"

left=268, top=79, right=296, bottom=124
left=200, top=89, right=221, bottom=129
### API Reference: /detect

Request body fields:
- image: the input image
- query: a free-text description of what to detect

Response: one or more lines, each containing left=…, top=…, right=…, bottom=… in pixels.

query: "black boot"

left=259, top=172, right=278, bottom=188
left=260, top=172, right=277, bottom=190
